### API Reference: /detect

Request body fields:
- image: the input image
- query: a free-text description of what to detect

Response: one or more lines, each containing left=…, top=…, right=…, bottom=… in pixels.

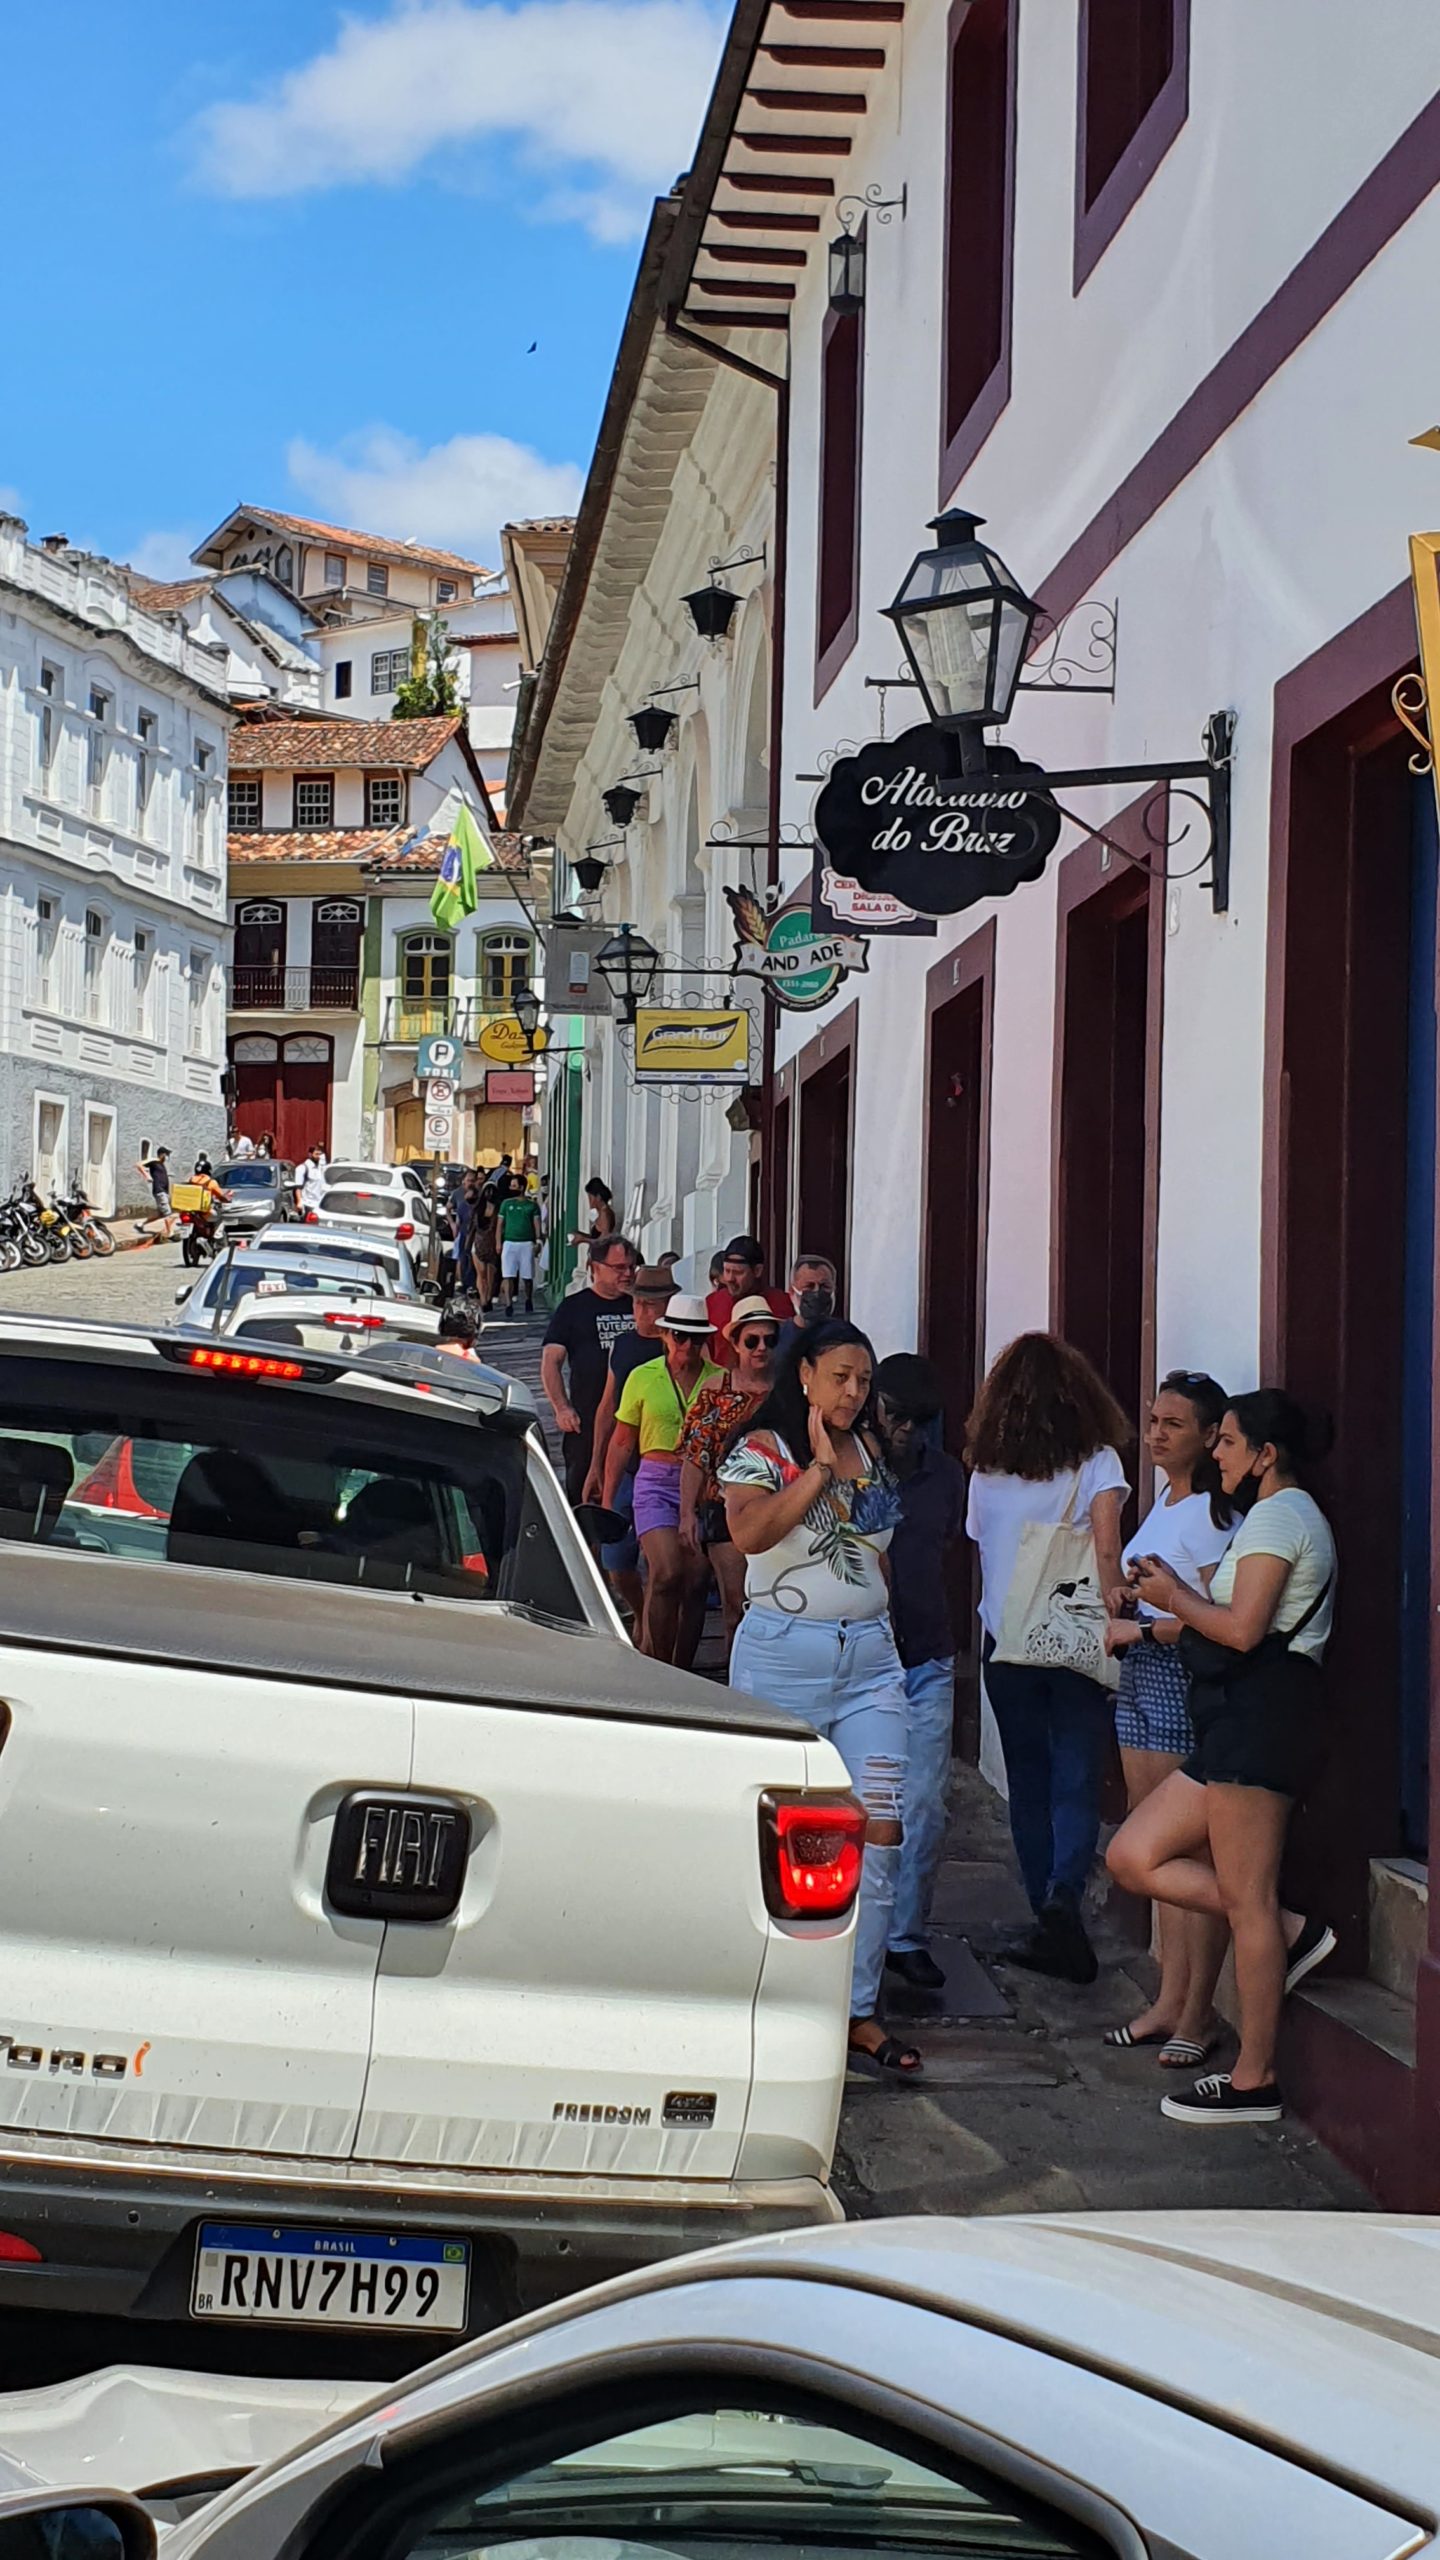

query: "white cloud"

left=125, top=528, right=203, bottom=580
left=287, top=426, right=583, bottom=563
left=0, top=486, right=22, bottom=517
left=192, top=0, right=720, bottom=239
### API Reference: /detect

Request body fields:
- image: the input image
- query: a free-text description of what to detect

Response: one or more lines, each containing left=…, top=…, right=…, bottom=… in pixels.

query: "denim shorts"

left=1114, top=1637, right=1194, bottom=1757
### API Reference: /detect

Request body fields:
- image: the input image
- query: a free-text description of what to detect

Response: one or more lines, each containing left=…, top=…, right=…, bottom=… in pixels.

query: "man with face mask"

left=775, top=1253, right=839, bottom=1360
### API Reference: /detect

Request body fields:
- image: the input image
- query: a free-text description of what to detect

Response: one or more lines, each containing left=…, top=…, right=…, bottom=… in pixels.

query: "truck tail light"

left=0, top=2234, right=42, bottom=2262
left=759, top=1791, right=867, bottom=1920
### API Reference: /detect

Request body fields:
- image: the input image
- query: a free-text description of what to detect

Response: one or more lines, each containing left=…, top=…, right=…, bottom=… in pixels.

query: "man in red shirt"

left=705, top=1234, right=792, bottom=1368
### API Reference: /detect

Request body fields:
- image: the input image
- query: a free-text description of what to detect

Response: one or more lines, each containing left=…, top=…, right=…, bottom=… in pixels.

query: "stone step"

left=1368, top=1855, right=1427, bottom=2003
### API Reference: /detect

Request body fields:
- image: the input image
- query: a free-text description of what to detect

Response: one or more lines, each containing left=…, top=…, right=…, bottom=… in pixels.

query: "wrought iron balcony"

left=380, top=997, right=475, bottom=1043
left=227, top=965, right=360, bottom=1012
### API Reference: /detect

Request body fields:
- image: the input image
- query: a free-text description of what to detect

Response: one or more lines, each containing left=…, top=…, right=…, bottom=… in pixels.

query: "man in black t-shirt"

left=540, top=1234, right=638, bottom=1501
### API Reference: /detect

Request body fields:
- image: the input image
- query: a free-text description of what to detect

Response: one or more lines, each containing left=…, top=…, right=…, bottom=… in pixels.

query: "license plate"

left=192, top=2224, right=470, bottom=2331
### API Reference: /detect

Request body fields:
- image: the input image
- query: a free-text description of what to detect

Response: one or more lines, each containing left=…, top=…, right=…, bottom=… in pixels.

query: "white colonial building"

left=0, top=516, right=230, bottom=1208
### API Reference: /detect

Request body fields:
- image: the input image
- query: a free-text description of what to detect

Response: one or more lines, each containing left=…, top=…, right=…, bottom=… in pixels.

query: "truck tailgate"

left=355, top=1700, right=820, bottom=2180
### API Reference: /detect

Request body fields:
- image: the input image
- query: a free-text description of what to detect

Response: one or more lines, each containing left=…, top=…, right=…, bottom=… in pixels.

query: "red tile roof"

left=229, top=827, right=407, bottom=866
left=222, top=505, right=491, bottom=580
left=123, top=572, right=214, bottom=613
left=364, top=828, right=528, bottom=877
left=230, top=715, right=463, bottom=772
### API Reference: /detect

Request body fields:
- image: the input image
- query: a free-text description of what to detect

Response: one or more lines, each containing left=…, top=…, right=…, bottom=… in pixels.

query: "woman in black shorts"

left=1106, top=1390, right=1337, bottom=2128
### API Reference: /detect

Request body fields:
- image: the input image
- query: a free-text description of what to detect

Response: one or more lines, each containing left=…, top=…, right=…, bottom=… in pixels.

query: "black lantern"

left=827, top=223, right=865, bottom=314
left=628, top=703, right=677, bottom=753
left=595, top=923, right=660, bottom=1023
left=683, top=582, right=740, bottom=642
left=603, top=783, right=643, bottom=826
left=512, top=984, right=541, bottom=1048
left=883, top=510, right=1039, bottom=745
left=573, top=852, right=609, bottom=892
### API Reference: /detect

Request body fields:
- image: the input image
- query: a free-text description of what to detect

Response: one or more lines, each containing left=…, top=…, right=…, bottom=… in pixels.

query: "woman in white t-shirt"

left=1102, top=1371, right=1238, bottom=2069
left=1108, top=1389, right=1337, bottom=2131
left=966, top=1333, right=1130, bottom=1987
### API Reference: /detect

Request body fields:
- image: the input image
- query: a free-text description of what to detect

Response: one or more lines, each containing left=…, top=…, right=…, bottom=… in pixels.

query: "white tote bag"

left=992, top=1473, right=1120, bottom=1692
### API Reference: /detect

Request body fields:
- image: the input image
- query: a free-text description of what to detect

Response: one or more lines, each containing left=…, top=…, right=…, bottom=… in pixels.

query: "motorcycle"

left=57, top=1177, right=116, bottom=1258
left=0, top=1194, right=23, bottom=1275
left=11, top=1182, right=57, bottom=1267
left=41, top=1184, right=92, bottom=1262
left=178, top=1203, right=222, bottom=1266
left=21, top=1179, right=75, bottom=1264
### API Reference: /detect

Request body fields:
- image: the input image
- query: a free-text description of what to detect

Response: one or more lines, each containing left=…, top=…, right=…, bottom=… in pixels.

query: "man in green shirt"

left=496, top=1180, right=543, bottom=1317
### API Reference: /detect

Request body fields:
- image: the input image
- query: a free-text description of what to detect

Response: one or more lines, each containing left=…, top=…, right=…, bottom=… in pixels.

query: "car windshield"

left=4, top=1357, right=585, bottom=1620
left=212, top=1265, right=379, bottom=1313
left=322, top=1189, right=406, bottom=1222
left=219, top=1164, right=280, bottom=1189
left=326, top=1164, right=390, bottom=1186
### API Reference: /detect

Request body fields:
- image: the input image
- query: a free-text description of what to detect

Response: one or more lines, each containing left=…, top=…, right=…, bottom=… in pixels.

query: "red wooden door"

left=276, top=1035, right=333, bottom=1159
left=229, top=1036, right=280, bottom=1146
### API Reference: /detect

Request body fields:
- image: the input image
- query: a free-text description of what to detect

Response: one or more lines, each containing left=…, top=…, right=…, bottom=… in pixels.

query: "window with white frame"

left=83, top=908, right=107, bottom=1022
left=86, top=687, right=111, bottom=811
left=35, top=662, right=61, bottom=780
left=294, top=773, right=334, bottom=829
left=480, top=929, right=534, bottom=1013
left=32, top=894, right=58, bottom=1008
left=136, top=707, right=158, bottom=827
left=187, top=948, right=211, bottom=1051
left=436, top=579, right=457, bottom=603
left=132, top=927, right=154, bottom=1036
left=324, top=553, right=345, bottom=588
left=366, top=562, right=389, bottom=598
left=371, top=647, right=408, bottom=696
left=193, top=739, right=218, bottom=865
left=365, top=774, right=404, bottom=827
left=227, top=774, right=262, bottom=831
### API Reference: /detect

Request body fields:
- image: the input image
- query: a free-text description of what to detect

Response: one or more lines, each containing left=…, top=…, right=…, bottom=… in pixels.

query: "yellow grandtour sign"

left=633, top=1008, right=749, bottom=1085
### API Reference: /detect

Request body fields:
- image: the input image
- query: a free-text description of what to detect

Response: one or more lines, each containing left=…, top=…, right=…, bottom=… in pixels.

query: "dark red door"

left=234, top=903, right=287, bottom=1009
left=276, top=1036, right=333, bottom=1159
left=229, top=1037, right=280, bottom=1146
left=798, top=1050, right=851, bottom=1298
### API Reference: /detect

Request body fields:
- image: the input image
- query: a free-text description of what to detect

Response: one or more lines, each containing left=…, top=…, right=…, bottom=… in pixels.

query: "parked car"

left=0, top=1313, right=853, bottom=2355
left=232, top=1223, right=427, bottom=1298
left=311, top=1164, right=436, bottom=1246
left=173, top=1248, right=401, bottom=1334
left=13, top=2211, right=1436, bottom=2560
left=213, top=1160, right=293, bottom=1240
left=221, top=1290, right=445, bottom=1356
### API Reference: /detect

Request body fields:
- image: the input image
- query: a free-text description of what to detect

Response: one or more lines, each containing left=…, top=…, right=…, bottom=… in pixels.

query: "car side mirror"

left=572, top=1502, right=626, bottom=1553
left=174, top=1283, right=190, bottom=1304
left=0, top=2488, right=157, bottom=2558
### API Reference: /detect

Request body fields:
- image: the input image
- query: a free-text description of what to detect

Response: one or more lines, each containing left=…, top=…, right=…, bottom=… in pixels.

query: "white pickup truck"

left=0, top=1314, right=855, bottom=2350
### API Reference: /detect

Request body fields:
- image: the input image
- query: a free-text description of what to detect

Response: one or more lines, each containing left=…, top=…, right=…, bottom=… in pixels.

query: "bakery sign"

left=814, top=725, right=1063, bottom=919
left=724, top=885, right=870, bottom=1012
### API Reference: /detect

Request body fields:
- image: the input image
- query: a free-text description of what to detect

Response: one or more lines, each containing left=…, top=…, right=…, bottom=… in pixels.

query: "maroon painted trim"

left=1072, top=0, right=1190, bottom=293
left=795, top=995, right=859, bottom=1281
left=938, top=0, right=1018, bottom=504
left=1260, top=582, right=1416, bottom=1377
left=1038, top=89, right=1440, bottom=625
left=814, top=300, right=864, bottom=703
left=919, top=916, right=996, bottom=1381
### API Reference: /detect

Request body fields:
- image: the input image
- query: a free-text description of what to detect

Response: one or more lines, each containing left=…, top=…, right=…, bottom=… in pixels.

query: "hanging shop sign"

left=810, top=858, right=937, bottom=940
left=813, top=726, right=1062, bottom=919
left=724, top=886, right=869, bottom=1012
left=633, top=1007, right=750, bottom=1085
left=485, top=1068, right=535, bottom=1105
left=477, top=1015, right=549, bottom=1064
left=545, top=923, right=614, bottom=1017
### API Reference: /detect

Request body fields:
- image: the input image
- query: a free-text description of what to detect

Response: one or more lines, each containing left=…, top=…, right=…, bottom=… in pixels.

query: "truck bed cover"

left=0, top=1547, right=811, bottom=1739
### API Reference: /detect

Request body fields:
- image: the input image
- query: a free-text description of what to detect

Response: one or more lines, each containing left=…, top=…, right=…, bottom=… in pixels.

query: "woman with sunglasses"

left=678, top=1296, right=780, bottom=1660
left=1102, top=1371, right=1238, bottom=2070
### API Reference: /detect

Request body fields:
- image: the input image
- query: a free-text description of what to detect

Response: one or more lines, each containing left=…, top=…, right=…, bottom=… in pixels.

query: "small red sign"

left=485, top=1069, right=534, bottom=1105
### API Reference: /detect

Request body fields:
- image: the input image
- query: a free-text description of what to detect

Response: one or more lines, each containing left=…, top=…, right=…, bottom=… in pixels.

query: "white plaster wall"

left=773, top=0, right=1440, bottom=1390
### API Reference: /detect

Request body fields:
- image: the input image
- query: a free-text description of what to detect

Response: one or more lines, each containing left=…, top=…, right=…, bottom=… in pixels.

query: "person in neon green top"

left=496, top=1180, right=543, bottom=1318
left=603, top=1295, right=722, bottom=1666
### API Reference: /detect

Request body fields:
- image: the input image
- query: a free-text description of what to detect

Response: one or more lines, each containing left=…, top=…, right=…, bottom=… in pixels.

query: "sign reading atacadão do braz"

left=814, top=726, right=1062, bottom=919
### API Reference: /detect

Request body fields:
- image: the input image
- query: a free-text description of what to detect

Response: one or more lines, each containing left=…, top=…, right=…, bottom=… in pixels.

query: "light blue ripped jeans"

left=728, top=1606, right=909, bottom=2017
left=890, top=1655, right=957, bottom=1954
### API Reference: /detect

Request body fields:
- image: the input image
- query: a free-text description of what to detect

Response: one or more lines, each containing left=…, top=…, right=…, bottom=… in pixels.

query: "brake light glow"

left=323, top=1311, right=385, bottom=1328
left=760, top=1793, right=867, bottom=1920
left=396, top=1222, right=415, bottom=1240
left=304, top=1210, right=319, bottom=1223
left=0, top=2234, right=42, bottom=2263
left=183, top=1346, right=305, bottom=1381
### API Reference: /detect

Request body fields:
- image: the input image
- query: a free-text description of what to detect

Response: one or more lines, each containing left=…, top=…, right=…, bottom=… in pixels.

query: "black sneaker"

left=1284, top=1915, right=1337, bottom=1996
left=886, top=1947, right=946, bottom=1993
left=1161, top=2071, right=1283, bottom=2125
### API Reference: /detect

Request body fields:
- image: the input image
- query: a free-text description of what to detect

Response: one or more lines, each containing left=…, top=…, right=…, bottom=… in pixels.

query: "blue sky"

left=0, top=0, right=723, bottom=576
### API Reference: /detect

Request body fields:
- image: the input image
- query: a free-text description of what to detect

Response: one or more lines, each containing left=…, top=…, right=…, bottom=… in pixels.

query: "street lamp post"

left=513, top=984, right=542, bottom=1051
left=882, top=509, right=1039, bottom=772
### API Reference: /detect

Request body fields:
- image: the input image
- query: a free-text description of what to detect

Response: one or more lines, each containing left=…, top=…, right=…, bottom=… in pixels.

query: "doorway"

left=233, top=901, right=286, bottom=1008
left=82, top=1104, right=117, bottom=1215
left=1054, top=858, right=1155, bottom=1440
left=33, top=1095, right=68, bottom=1197
left=796, top=1010, right=855, bottom=1297
left=311, top=899, right=362, bottom=1008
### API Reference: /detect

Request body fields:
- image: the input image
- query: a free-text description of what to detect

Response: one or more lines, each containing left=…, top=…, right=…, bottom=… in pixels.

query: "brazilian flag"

left=430, top=802, right=492, bottom=929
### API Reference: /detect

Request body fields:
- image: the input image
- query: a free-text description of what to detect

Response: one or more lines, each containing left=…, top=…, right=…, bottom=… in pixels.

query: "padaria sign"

left=814, top=725, right=1063, bottom=919
left=725, top=885, right=869, bottom=1012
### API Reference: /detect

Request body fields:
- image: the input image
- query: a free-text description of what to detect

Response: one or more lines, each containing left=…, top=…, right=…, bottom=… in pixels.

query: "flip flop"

left=847, top=2035, right=924, bottom=2080
left=1103, top=2024, right=1171, bottom=2049
left=1158, top=2035, right=1220, bottom=2069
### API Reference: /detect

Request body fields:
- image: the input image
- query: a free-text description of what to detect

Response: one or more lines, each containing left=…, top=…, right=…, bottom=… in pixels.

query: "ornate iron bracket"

left=1035, top=710, right=1235, bottom=912
left=1393, top=670, right=1433, bottom=774
left=1017, top=598, right=1118, bottom=697
left=835, top=183, right=907, bottom=232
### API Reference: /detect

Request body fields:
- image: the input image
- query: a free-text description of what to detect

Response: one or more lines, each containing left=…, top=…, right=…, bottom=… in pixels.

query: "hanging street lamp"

left=682, top=582, right=740, bottom=642
left=827, top=223, right=866, bottom=314
left=603, top=783, right=643, bottom=827
left=595, top=923, right=661, bottom=1024
left=512, top=984, right=542, bottom=1051
left=882, top=510, right=1039, bottom=769
left=628, top=704, right=676, bottom=753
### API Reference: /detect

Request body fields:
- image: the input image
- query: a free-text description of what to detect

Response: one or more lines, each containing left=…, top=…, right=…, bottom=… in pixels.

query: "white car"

left=173, top=1249, right=402, bottom=1334
left=311, top=1164, right=436, bottom=1248
left=230, top=1224, right=427, bottom=1298
left=221, top=1290, right=445, bottom=1356
left=11, top=2211, right=1433, bottom=2560
left=0, top=1312, right=853, bottom=2359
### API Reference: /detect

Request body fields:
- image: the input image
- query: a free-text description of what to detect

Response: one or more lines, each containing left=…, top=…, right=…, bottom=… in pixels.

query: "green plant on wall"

left=393, top=614, right=461, bottom=719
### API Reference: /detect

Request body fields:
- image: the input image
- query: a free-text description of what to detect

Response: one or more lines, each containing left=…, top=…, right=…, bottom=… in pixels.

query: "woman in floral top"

left=678, top=1294, right=780, bottom=1659
left=719, top=1320, right=920, bottom=2079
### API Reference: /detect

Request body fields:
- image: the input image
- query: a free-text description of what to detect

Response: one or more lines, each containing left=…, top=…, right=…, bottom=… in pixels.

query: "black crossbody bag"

left=1179, top=1578, right=1331, bottom=1685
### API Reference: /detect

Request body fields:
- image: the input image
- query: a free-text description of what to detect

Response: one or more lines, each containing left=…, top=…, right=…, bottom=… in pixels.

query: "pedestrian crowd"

left=541, top=1220, right=1338, bottom=2120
